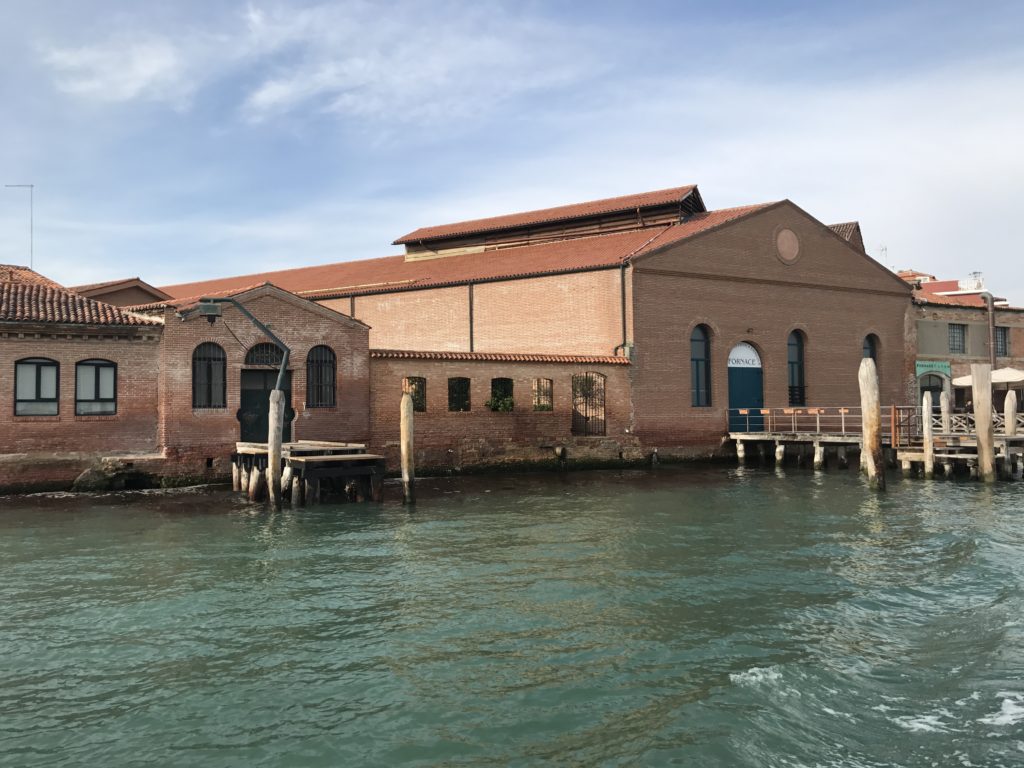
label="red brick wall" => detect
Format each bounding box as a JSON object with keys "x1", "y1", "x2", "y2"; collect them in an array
[
  {"x1": 322, "y1": 287, "x2": 470, "y2": 351},
  {"x1": 158, "y1": 290, "x2": 371, "y2": 477},
  {"x1": 630, "y1": 203, "x2": 910, "y2": 453},
  {"x1": 369, "y1": 356, "x2": 639, "y2": 470}
]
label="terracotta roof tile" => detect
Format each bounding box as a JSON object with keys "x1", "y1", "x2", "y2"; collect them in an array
[
  {"x1": 828, "y1": 222, "x2": 859, "y2": 241},
  {"x1": 393, "y1": 185, "x2": 698, "y2": 244},
  {"x1": 0, "y1": 264, "x2": 65, "y2": 289},
  {"x1": 161, "y1": 202, "x2": 775, "y2": 302},
  {"x1": 370, "y1": 349, "x2": 630, "y2": 365},
  {"x1": 0, "y1": 282, "x2": 162, "y2": 326}
]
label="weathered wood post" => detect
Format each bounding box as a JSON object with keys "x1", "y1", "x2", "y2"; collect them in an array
[
  {"x1": 232, "y1": 456, "x2": 241, "y2": 492},
  {"x1": 940, "y1": 390, "x2": 952, "y2": 434},
  {"x1": 858, "y1": 357, "x2": 885, "y2": 490},
  {"x1": 248, "y1": 458, "x2": 261, "y2": 501},
  {"x1": 837, "y1": 445, "x2": 848, "y2": 469},
  {"x1": 240, "y1": 457, "x2": 250, "y2": 496},
  {"x1": 922, "y1": 391, "x2": 935, "y2": 479},
  {"x1": 400, "y1": 391, "x2": 415, "y2": 504},
  {"x1": 266, "y1": 389, "x2": 284, "y2": 509},
  {"x1": 291, "y1": 468, "x2": 303, "y2": 507},
  {"x1": 813, "y1": 442, "x2": 824, "y2": 470},
  {"x1": 972, "y1": 363, "x2": 996, "y2": 483},
  {"x1": 775, "y1": 442, "x2": 785, "y2": 464},
  {"x1": 281, "y1": 464, "x2": 293, "y2": 498},
  {"x1": 1005, "y1": 390, "x2": 1018, "y2": 438},
  {"x1": 735, "y1": 440, "x2": 746, "y2": 464}
]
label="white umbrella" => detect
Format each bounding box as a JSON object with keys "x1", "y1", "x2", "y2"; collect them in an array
[{"x1": 952, "y1": 367, "x2": 1024, "y2": 387}]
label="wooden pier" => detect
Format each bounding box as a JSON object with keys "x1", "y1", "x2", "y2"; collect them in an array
[{"x1": 231, "y1": 440, "x2": 386, "y2": 505}]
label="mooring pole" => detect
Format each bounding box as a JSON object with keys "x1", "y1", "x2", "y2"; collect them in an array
[
  {"x1": 1005, "y1": 390, "x2": 1018, "y2": 438},
  {"x1": 858, "y1": 357, "x2": 885, "y2": 490},
  {"x1": 922, "y1": 391, "x2": 935, "y2": 479},
  {"x1": 940, "y1": 389, "x2": 952, "y2": 434},
  {"x1": 267, "y1": 389, "x2": 285, "y2": 510},
  {"x1": 972, "y1": 363, "x2": 996, "y2": 483},
  {"x1": 400, "y1": 391, "x2": 415, "y2": 504}
]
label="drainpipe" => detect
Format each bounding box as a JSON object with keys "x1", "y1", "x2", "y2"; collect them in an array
[
  {"x1": 613, "y1": 261, "x2": 629, "y2": 358},
  {"x1": 982, "y1": 292, "x2": 996, "y2": 368}
]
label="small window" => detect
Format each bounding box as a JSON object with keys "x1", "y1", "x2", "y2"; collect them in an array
[
  {"x1": 306, "y1": 345, "x2": 336, "y2": 407},
  {"x1": 691, "y1": 325, "x2": 712, "y2": 407},
  {"x1": 76, "y1": 360, "x2": 117, "y2": 415},
  {"x1": 15, "y1": 358, "x2": 59, "y2": 416},
  {"x1": 863, "y1": 334, "x2": 879, "y2": 361},
  {"x1": 245, "y1": 342, "x2": 284, "y2": 367},
  {"x1": 788, "y1": 331, "x2": 806, "y2": 406},
  {"x1": 948, "y1": 323, "x2": 967, "y2": 355},
  {"x1": 996, "y1": 326, "x2": 1009, "y2": 357},
  {"x1": 487, "y1": 377, "x2": 514, "y2": 412},
  {"x1": 403, "y1": 377, "x2": 426, "y2": 412},
  {"x1": 448, "y1": 377, "x2": 471, "y2": 412},
  {"x1": 532, "y1": 378, "x2": 553, "y2": 411},
  {"x1": 571, "y1": 372, "x2": 606, "y2": 436},
  {"x1": 193, "y1": 343, "x2": 227, "y2": 409}
]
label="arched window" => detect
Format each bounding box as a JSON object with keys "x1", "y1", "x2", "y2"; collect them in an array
[
  {"x1": 15, "y1": 357, "x2": 59, "y2": 415},
  {"x1": 571, "y1": 372, "x2": 606, "y2": 436},
  {"x1": 690, "y1": 325, "x2": 712, "y2": 407},
  {"x1": 245, "y1": 343, "x2": 284, "y2": 367},
  {"x1": 787, "y1": 331, "x2": 806, "y2": 406},
  {"x1": 76, "y1": 359, "x2": 117, "y2": 415},
  {"x1": 193, "y1": 343, "x2": 226, "y2": 409},
  {"x1": 532, "y1": 378, "x2": 553, "y2": 411},
  {"x1": 403, "y1": 376, "x2": 426, "y2": 412},
  {"x1": 863, "y1": 334, "x2": 879, "y2": 361},
  {"x1": 306, "y1": 345, "x2": 336, "y2": 407},
  {"x1": 919, "y1": 374, "x2": 945, "y2": 406}
]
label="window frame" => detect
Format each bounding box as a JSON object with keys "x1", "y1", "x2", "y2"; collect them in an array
[
  {"x1": 305, "y1": 345, "x2": 337, "y2": 408},
  {"x1": 787, "y1": 330, "x2": 806, "y2": 407},
  {"x1": 532, "y1": 378, "x2": 554, "y2": 412},
  {"x1": 448, "y1": 377, "x2": 471, "y2": 412},
  {"x1": 995, "y1": 326, "x2": 1009, "y2": 358},
  {"x1": 487, "y1": 377, "x2": 514, "y2": 412},
  {"x1": 192, "y1": 342, "x2": 227, "y2": 409},
  {"x1": 403, "y1": 376, "x2": 427, "y2": 412},
  {"x1": 690, "y1": 325, "x2": 712, "y2": 407},
  {"x1": 75, "y1": 359, "x2": 117, "y2": 416},
  {"x1": 863, "y1": 334, "x2": 879, "y2": 361},
  {"x1": 948, "y1": 323, "x2": 967, "y2": 355},
  {"x1": 14, "y1": 357, "x2": 60, "y2": 416}
]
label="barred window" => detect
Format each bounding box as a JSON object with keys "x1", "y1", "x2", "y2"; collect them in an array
[
  {"x1": 245, "y1": 342, "x2": 284, "y2": 367},
  {"x1": 487, "y1": 378, "x2": 514, "y2": 412},
  {"x1": 948, "y1": 323, "x2": 966, "y2": 355},
  {"x1": 571, "y1": 372, "x2": 606, "y2": 436},
  {"x1": 15, "y1": 357, "x2": 59, "y2": 416},
  {"x1": 996, "y1": 326, "x2": 1009, "y2": 357},
  {"x1": 76, "y1": 359, "x2": 117, "y2": 415},
  {"x1": 532, "y1": 378, "x2": 553, "y2": 411},
  {"x1": 192, "y1": 343, "x2": 226, "y2": 409},
  {"x1": 306, "y1": 345, "x2": 336, "y2": 407},
  {"x1": 787, "y1": 331, "x2": 806, "y2": 406},
  {"x1": 448, "y1": 377, "x2": 471, "y2": 412},
  {"x1": 403, "y1": 376, "x2": 426, "y2": 412},
  {"x1": 691, "y1": 325, "x2": 712, "y2": 407}
]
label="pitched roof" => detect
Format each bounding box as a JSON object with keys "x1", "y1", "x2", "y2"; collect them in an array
[
  {"x1": 71, "y1": 276, "x2": 171, "y2": 301},
  {"x1": 371, "y1": 349, "x2": 630, "y2": 365},
  {"x1": 828, "y1": 222, "x2": 859, "y2": 241},
  {"x1": 0, "y1": 264, "x2": 64, "y2": 290},
  {"x1": 0, "y1": 281, "x2": 162, "y2": 326},
  {"x1": 393, "y1": 185, "x2": 699, "y2": 245},
  {"x1": 160, "y1": 202, "x2": 775, "y2": 303}
]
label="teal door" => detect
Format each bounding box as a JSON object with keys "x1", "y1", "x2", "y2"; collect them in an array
[
  {"x1": 728, "y1": 342, "x2": 764, "y2": 431},
  {"x1": 239, "y1": 370, "x2": 293, "y2": 442}
]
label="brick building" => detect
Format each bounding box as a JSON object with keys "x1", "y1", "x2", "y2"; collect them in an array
[{"x1": 1, "y1": 184, "x2": 915, "y2": 490}]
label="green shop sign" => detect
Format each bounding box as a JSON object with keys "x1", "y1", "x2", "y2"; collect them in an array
[{"x1": 916, "y1": 360, "x2": 952, "y2": 377}]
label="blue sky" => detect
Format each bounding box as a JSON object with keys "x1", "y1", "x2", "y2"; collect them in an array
[{"x1": 1, "y1": 1, "x2": 1022, "y2": 298}]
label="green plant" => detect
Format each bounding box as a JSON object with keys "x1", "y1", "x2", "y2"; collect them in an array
[
  {"x1": 486, "y1": 396, "x2": 515, "y2": 412},
  {"x1": 533, "y1": 402, "x2": 553, "y2": 412}
]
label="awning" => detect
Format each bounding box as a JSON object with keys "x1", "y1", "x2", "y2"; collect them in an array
[{"x1": 952, "y1": 367, "x2": 1024, "y2": 387}]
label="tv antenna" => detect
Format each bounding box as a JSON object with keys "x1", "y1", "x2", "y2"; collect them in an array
[{"x1": 5, "y1": 184, "x2": 34, "y2": 268}]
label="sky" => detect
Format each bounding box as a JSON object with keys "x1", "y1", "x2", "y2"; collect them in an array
[{"x1": 1, "y1": 0, "x2": 1022, "y2": 298}]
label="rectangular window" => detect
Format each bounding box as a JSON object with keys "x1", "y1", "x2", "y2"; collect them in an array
[
  {"x1": 76, "y1": 360, "x2": 117, "y2": 415},
  {"x1": 403, "y1": 376, "x2": 426, "y2": 412},
  {"x1": 532, "y1": 378, "x2": 553, "y2": 411},
  {"x1": 15, "y1": 358, "x2": 59, "y2": 416},
  {"x1": 996, "y1": 326, "x2": 1009, "y2": 357},
  {"x1": 948, "y1": 323, "x2": 967, "y2": 354},
  {"x1": 448, "y1": 377, "x2": 471, "y2": 412},
  {"x1": 487, "y1": 378, "x2": 514, "y2": 412}
]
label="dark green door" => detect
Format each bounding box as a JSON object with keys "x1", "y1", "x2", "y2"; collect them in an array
[
  {"x1": 728, "y1": 343, "x2": 764, "y2": 431},
  {"x1": 239, "y1": 370, "x2": 293, "y2": 443}
]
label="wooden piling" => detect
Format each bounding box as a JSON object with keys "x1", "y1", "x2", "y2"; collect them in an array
[
  {"x1": 972, "y1": 363, "x2": 996, "y2": 483},
  {"x1": 736, "y1": 440, "x2": 746, "y2": 463},
  {"x1": 267, "y1": 389, "x2": 284, "y2": 510},
  {"x1": 232, "y1": 456, "x2": 241, "y2": 492},
  {"x1": 1006, "y1": 390, "x2": 1018, "y2": 438},
  {"x1": 858, "y1": 357, "x2": 885, "y2": 490},
  {"x1": 281, "y1": 465, "x2": 293, "y2": 498},
  {"x1": 240, "y1": 458, "x2": 250, "y2": 496},
  {"x1": 400, "y1": 391, "x2": 415, "y2": 504},
  {"x1": 291, "y1": 469, "x2": 303, "y2": 507},
  {"x1": 922, "y1": 391, "x2": 935, "y2": 479},
  {"x1": 940, "y1": 390, "x2": 952, "y2": 434},
  {"x1": 837, "y1": 445, "x2": 848, "y2": 469},
  {"x1": 813, "y1": 442, "x2": 824, "y2": 470},
  {"x1": 247, "y1": 459, "x2": 261, "y2": 501},
  {"x1": 370, "y1": 472, "x2": 384, "y2": 503}
]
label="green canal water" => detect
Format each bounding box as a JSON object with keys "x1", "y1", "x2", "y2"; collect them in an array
[{"x1": 2, "y1": 467, "x2": 1024, "y2": 767}]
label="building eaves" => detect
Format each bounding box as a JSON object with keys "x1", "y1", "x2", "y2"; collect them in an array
[
  {"x1": 0, "y1": 282, "x2": 164, "y2": 326},
  {"x1": 370, "y1": 349, "x2": 630, "y2": 365}
]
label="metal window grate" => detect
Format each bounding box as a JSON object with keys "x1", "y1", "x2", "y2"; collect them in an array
[
  {"x1": 996, "y1": 326, "x2": 1009, "y2": 357},
  {"x1": 306, "y1": 345, "x2": 336, "y2": 407},
  {"x1": 948, "y1": 323, "x2": 966, "y2": 354},
  {"x1": 571, "y1": 372, "x2": 606, "y2": 436},
  {"x1": 532, "y1": 378, "x2": 553, "y2": 411},
  {"x1": 245, "y1": 342, "x2": 284, "y2": 367},
  {"x1": 192, "y1": 343, "x2": 226, "y2": 409},
  {"x1": 404, "y1": 377, "x2": 427, "y2": 412}
]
